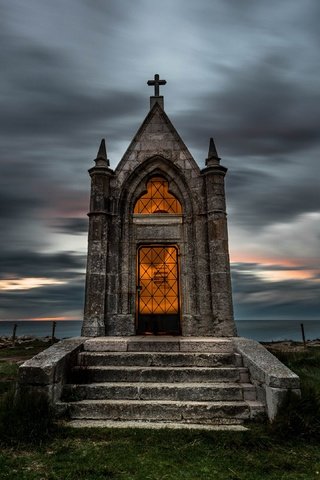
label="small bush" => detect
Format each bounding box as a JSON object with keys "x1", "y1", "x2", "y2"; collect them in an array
[
  {"x1": 0, "y1": 386, "x2": 56, "y2": 446},
  {"x1": 269, "y1": 383, "x2": 320, "y2": 441}
]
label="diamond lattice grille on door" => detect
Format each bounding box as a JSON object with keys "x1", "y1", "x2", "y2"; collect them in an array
[{"x1": 138, "y1": 246, "x2": 179, "y2": 314}]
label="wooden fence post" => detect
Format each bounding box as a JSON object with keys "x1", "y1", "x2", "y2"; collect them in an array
[
  {"x1": 300, "y1": 323, "x2": 306, "y2": 348},
  {"x1": 51, "y1": 321, "x2": 56, "y2": 343}
]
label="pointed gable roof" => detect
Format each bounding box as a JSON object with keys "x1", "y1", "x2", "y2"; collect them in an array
[{"x1": 115, "y1": 102, "x2": 200, "y2": 177}]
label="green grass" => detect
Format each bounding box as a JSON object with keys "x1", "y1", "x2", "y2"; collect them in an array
[
  {"x1": 271, "y1": 347, "x2": 320, "y2": 393},
  {"x1": 0, "y1": 361, "x2": 19, "y2": 378},
  {"x1": 0, "y1": 344, "x2": 320, "y2": 479},
  {"x1": 0, "y1": 339, "x2": 53, "y2": 359},
  {"x1": 267, "y1": 347, "x2": 320, "y2": 442},
  {"x1": 0, "y1": 340, "x2": 50, "y2": 396},
  {"x1": 0, "y1": 426, "x2": 320, "y2": 479},
  {"x1": 0, "y1": 361, "x2": 19, "y2": 394}
]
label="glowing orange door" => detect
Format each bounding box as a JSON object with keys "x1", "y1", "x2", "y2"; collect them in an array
[{"x1": 137, "y1": 245, "x2": 180, "y2": 335}]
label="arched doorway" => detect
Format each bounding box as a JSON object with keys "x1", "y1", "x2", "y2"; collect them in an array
[{"x1": 133, "y1": 177, "x2": 182, "y2": 335}]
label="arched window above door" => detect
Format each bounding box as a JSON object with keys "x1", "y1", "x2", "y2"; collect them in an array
[{"x1": 134, "y1": 177, "x2": 182, "y2": 214}]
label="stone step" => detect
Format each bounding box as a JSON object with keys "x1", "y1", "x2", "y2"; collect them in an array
[
  {"x1": 66, "y1": 420, "x2": 249, "y2": 431},
  {"x1": 83, "y1": 337, "x2": 234, "y2": 353},
  {"x1": 62, "y1": 381, "x2": 256, "y2": 402},
  {"x1": 71, "y1": 366, "x2": 250, "y2": 384},
  {"x1": 78, "y1": 351, "x2": 238, "y2": 368},
  {"x1": 57, "y1": 399, "x2": 265, "y2": 423}
]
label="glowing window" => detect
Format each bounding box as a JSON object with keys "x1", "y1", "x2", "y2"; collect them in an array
[{"x1": 134, "y1": 177, "x2": 182, "y2": 214}]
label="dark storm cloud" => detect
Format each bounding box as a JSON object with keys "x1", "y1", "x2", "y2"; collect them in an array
[
  {"x1": 2, "y1": 88, "x2": 145, "y2": 139},
  {"x1": 0, "y1": 251, "x2": 86, "y2": 279},
  {"x1": 225, "y1": 165, "x2": 320, "y2": 228},
  {"x1": 1, "y1": 34, "x2": 145, "y2": 140},
  {"x1": 174, "y1": 55, "x2": 320, "y2": 229},
  {"x1": 173, "y1": 47, "x2": 320, "y2": 229},
  {"x1": 231, "y1": 263, "x2": 320, "y2": 320},
  {"x1": 0, "y1": 249, "x2": 86, "y2": 319},
  {"x1": 177, "y1": 54, "x2": 320, "y2": 158},
  {"x1": 0, "y1": 2, "x2": 145, "y2": 149},
  {"x1": 0, "y1": 280, "x2": 84, "y2": 319},
  {"x1": 0, "y1": 165, "x2": 89, "y2": 253},
  {"x1": 0, "y1": 191, "x2": 42, "y2": 220},
  {"x1": 51, "y1": 218, "x2": 89, "y2": 235},
  {"x1": 232, "y1": 262, "x2": 315, "y2": 273}
]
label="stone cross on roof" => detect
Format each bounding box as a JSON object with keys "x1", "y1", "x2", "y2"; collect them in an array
[{"x1": 147, "y1": 74, "x2": 167, "y2": 97}]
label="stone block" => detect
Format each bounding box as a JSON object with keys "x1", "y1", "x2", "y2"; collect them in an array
[
  {"x1": 18, "y1": 338, "x2": 85, "y2": 407},
  {"x1": 233, "y1": 338, "x2": 300, "y2": 389},
  {"x1": 247, "y1": 401, "x2": 266, "y2": 420},
  {"x1": 75, "y1": 365, "x2": 241, "y2": 383},
  {"x1": 255, "y1": 385, "x2": 266, "y2": 403},
  {"x1": 17, "y1": 383, "x2": 52, "y2": 399},
  {"x1": 209, "y1": 253, "x2": 230, "y2": 273},
  {"x1": 210, "y1": 273, "x2": 230, "y2": 293},
  {"x1": 239, "y1": 370, "x2": 250, "y2": 383},
  {"x1": 106, "y1": 315, "x2": 135, "y2": 336},
  {"x1": 19, "y1": 364, "x2": 55, "y2": 386},
  {"x1": 127, "y1": 339, "x2": 180, "y2": 352},
  {"x1": 19, "y1": 338, "x2": 84, "y2": 386},
  {"x1": 64, "y1": 383, "x2": 243, "y2": 403},
  {"x1": 266, "y1": 386, "x2": 301, "y2": 421},
  {"x1": 78, "y1": 351, "x2": 234, "y2": 368},
  {"x1": 81, "y1": 319, "x2": 105, "y2": 337},
  {"x1": 135, "y1": 224, "x2": 181, "y2": 240},
  {"x1": 233, "y1": 337, "x2": 300, "y2": 419},
  {"x1": 87, "y1": 253, "x2": 107, "y2": 273},
  {"x1": 63, "y1": 399, "x2": 251, "y2": 423},
  {"x1": 179, "y1": 338, "x2": 233, "y2": 353},
  {"x1": 242, "y1": 384, "x2": 257, "y2": 401},
  {"x1": 234, "y1": 353, "x2": 243, "y2": 367},
  {"x1": 84, "y1": 338, "x2": 128, "y2": 352}
]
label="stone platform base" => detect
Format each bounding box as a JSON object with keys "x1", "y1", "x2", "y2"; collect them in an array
[{"x1": 18, "y1": 336, "x2": 300, "y2": 426}]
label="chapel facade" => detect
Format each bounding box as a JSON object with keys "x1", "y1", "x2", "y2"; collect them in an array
[{"x1": 81, "y1": 75, "x2": 236, "y2": 338}]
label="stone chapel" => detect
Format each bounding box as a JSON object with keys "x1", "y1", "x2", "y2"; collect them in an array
[
  {"x1": 19, "y1": 76, "x2": 300, "y2": 426},
  {"x1": 81, "y1": 74, "x2": 236, "y2": 338}
]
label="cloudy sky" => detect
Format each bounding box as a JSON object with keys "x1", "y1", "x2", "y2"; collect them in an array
[{"x1": 1, "y1": 0, "x2": 319, "y2": 323}]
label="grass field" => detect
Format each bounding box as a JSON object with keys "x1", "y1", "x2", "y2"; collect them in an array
[{"x1": 0, "y1": 341, "x2": 320, "y2": 480}]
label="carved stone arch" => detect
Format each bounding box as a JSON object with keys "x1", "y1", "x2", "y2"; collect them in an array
[{"x1": 118, "y1": 155, "x2": 196, "y2": 220}]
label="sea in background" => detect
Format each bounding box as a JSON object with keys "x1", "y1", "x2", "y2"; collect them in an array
[
  {"x1": 0, "y1": 320, "x2": 82, "y2": 339},
  {"x1": 0, "y1": 319, "x2": 319, "y2": 342}
]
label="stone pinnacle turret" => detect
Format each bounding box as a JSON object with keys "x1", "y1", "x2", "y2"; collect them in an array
[
  {"x1": 206, "y1": 137, "x2": 221, "y2": 166},
  {"x1": 94, "y1": 138, "x2": 109, "y2": 166}
]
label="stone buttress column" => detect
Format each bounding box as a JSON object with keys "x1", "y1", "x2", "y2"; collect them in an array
[
  {"x1": 82, "y1": 139, "x2": 114, "y2": 336},
  {"x1": 201, "y1": 138, "x2": 236, "y2": 336}
]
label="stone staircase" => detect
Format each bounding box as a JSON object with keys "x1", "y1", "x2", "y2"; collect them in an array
[{"x1": 58, "y1": 337, "x2": 266, "y2": 429}]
